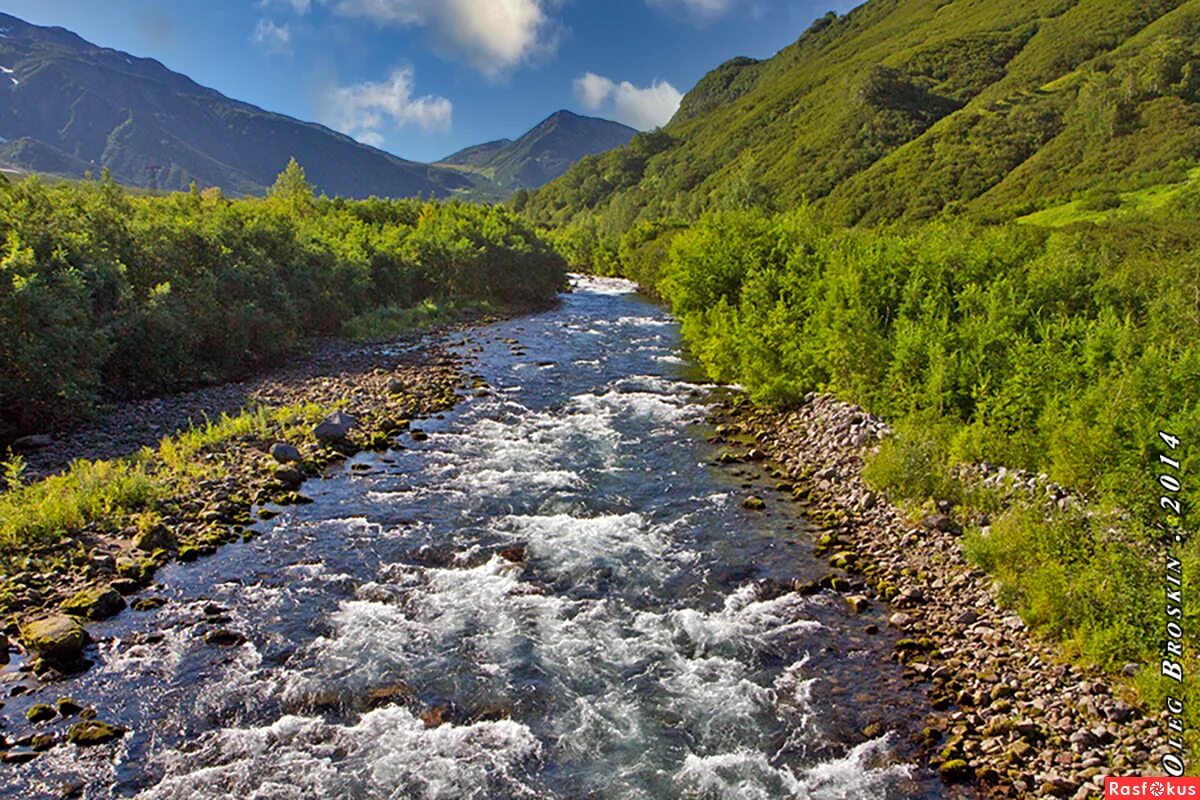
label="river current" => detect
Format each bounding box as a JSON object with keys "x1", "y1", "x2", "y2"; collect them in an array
[{"x1": 0, "y1": 277, "x2": 952, "y2": 799}]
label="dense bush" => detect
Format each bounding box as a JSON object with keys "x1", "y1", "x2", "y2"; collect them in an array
[
  {"x1": 0, "y1": 162, "x2": 566, "y2": 437},
  {"x1": 653, "y1": 207, "x2": 1200, "y2": 679},
  {"x1": 657, "y1": 209, "x2": 1200, "y2": 530}
]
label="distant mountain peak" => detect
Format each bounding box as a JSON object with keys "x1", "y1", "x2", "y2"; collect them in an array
[{"x1": 439, "y1": 110, "x2": 635, "y2": 191}]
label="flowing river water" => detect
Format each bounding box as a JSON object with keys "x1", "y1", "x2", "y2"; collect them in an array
[{"x1": 1, "y1": 277, "x2": 958, "y2": 799}]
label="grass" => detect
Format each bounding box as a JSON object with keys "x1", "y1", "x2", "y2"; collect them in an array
[
  {"x1": 1018, "y1": 167, "x2": 1200, "y2": 227},
  {"x1": 0, "y1": 402, "x2": 333, "y2": 578},
  {"x1": 863, "y1": 430, "x2": 1200, "y2": 759},
  {"x1": 342, "y1": 298, "x2": 491, "y2": 341},
  {"x1": 0, "y1": 458, "x2": 161, "y2": 549}
]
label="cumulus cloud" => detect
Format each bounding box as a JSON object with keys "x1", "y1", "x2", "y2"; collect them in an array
[
  {"x1": 332, "y1": 0, "x2": 559, "y2": 80},
  {"x1": 317, "y1": 66, "x2": 452, "y2": 146},
  {"x1": 573, "y1": 72, "x2": 682, "y2": 130},
  {"x1": 252, "y1": 18, "x2": 293, "y2": 54}
]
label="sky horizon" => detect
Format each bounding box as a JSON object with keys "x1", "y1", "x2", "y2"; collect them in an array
[{"x1": 1, "y1": 0, "x2": 860, "y2": 163}]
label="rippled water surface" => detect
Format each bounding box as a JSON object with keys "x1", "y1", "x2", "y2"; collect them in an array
[{"x1": 1, "y1": 277, "x2": 952, "y2": 799}]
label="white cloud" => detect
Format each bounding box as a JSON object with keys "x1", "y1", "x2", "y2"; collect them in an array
[
  {"x1": 258, "y1": 0, "x2": 312, "y2": 13},
  {"x1": 251, "y1": 18, "x2": 293, "y2": 54},
  {"x1": 317, "y1": 66, "x2": 453, "y2": 146},
  {"x1": 646, "y1": 0, "x2": 747, "y2": 22},
  {"x1": 332, "y1": 0, "x2": 559, "y2": 80},
  {"x1": 573, "y1": 72, "x2": 682, "y2": 130}
]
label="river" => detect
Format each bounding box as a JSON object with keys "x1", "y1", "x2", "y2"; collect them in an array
[{"x1": 0, "y1": 277, "x2": 954, "y2": 799}]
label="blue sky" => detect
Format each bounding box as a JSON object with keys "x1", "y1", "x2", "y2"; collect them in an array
[{"x1": 3, "y1": 0, "x2": 860, "y2": 162}]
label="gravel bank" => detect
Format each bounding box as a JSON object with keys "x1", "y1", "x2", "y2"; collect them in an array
[{"x1": 711, "y1": 392, "x2": 1165, "y2": 799}]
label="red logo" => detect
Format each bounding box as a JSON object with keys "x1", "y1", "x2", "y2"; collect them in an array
[{"x1": 1107, "y1": 778, "x2": 1200, "y2": 797}]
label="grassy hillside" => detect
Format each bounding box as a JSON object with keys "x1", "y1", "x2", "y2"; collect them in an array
[{"x1": 526, "y1": 0, "x2": 1200, "y2": 238}]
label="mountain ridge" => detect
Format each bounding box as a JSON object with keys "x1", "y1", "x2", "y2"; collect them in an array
[{"x1": 0, "y1": 14, "x2": 634, "y2": 200}]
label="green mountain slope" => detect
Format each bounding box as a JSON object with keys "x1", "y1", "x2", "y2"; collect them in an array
[
  {"x1": 526, "y1": 0, "x2": 1200, "y2": 228},
  {"x1": 0, "y1": 13, "x2": 487, "y2": 198},
  {"x1": 441, "y1": 111, "x2": 636, "y2": 191}
]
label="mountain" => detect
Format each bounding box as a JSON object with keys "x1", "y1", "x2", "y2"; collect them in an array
[
  {"x1": 440, "y1": 111, "x2": 636, "y2": 191},
  {"x1": 0, "y1": 12, "x2": 486, "y2": 198},
  {"x1": 526, "y1": 0, "x2": 1200, "y2": 227}
]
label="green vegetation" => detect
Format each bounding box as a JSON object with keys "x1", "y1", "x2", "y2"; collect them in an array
[
  {"x1": 526, "y1": 0, "x2": 1200, "y2": 245},
  {"x1": 0, "y1": 161, "x2": 566, "y2": 439},
  {"x1": 637, "y1": 206, "x2": 1200, "y2": 749}
]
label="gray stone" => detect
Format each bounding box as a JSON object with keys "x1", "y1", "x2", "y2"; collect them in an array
[
  {"x1": 313, "y1": 411, "x2": 358, "y2": 443},
  {"x1": 269, "y1": 442, "x2": 302, "y2": 463}
]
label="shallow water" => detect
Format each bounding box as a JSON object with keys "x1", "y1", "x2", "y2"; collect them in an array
[{"x1": 0, "y1": 277, "x2": 952, "y2": 799}]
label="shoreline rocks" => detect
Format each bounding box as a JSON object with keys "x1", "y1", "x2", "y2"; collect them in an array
[{"x1": 714, "y1": 392, "x2": 1159, "y2": 799}]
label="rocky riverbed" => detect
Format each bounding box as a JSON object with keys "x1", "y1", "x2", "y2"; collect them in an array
[
  {"x1": 710, "y1": 392, "x2": 1164, "y2": 799},
  {"x1": 0, "y1": 317, "x2": 516, "y2": 673}
]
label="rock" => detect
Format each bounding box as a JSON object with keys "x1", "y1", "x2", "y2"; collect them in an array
[
  {"x1": 56, "y1": 698, "x2": 84, "y2": 717},
  {"x1": 364, "y1": 684, "x2": 411, "y2": 710},
  {"x1": 132, "y1": 597, "x2": 166, "y2": 612},
  {"x1": 498, "y1": 546, "x2": 526, "y2": 564},
  {"x1": 742, "y1": 496, "x2": 767, "y2": 511},
  {"x1": 410, "y1": 430, "x2": 429, "y2": 442},
  {"x1": 939, "y1": 759, "x2": 971, "y2": 781},
  {"x1": 1, "y1": 750, "x2": 38, "y2": 764},
  {"x1": 921, "y1": 514, "x2": 962, "y2": 535},
  {"x1": 21, "y1": 616, "x2": 90, "y2": 667},
  {"x1": 66, "y1": 721, "x2": 126, "y2": 747},
  {"x1": 12, "y1": 434, "x2": 52, "y2": 451},
  {"x1": 25, "y1": 704, "x2": 56, "y2": 723},
  {"x1": 0, "y1": 633, "x2": 8, "y2": 666},
  {"x1": 274, "y1": 466, "x2": 304, "y2": 490},
  {"x1": 132, "y1": 523, "x2": 176, "y2": 552},
  {"x1": 205, "y1": 629, "x2": 246, "y2": 647},
  {"x1": 61, "y1": 587, "x2": 126, "y2": 621},
  {"x1": 387, "y1": 378, "x2": 406, "y2": 395},
  {"x1": 845, "y1": 595, "x2": 870, "y2": 613},
  {"x1": 313, "y1": 411, "x2": 358, "y2": 443},
  {"x1": 269, "y1": 442, "x2": 302, "y2": 463},
  {"x1": 888, "y1": 612, "x2": 912, "y2": 628}
]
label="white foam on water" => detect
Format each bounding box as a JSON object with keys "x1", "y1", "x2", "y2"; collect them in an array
[
  {"x1": 0, "y1": 66, "x2": 11, "y2": 73},
  {"x1": 139, "y1": 708, "x2": 542, "y2": 800},
  {"x1": 501, "y1": 512, "x2": 671, "y2": 581}
]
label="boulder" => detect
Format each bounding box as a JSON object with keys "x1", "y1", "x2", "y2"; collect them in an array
[
  {"x1": 61, "y1": 587, "x2": 126, "y2": 621},
  {"x1": 742, "y1": 495, "x2": 767, "y2": 511},
  {"x1": 921, "y1": 513, "x2": 962, "y2": 535},
  {"x1": 269, "y1": 442, "x2": 302, "y2": 464},
  {"x1": 132, "y1": 523, "x2": 176, "y2": 552},
  {"x1": 25, "y1": 704, "x2": 56, "y2": 724},
  {"x1": 21, "y1": 616, "x2": 90, "y2": 666},
  {"x1": 313, "y1": 411, "x2": 358, "y2": 443},
  {"x1": 274, "y1": 466, "x2": 304, "y2": 490},
  {"x1": 66, "y1": 721, "x2": 126, "y2": 747}
]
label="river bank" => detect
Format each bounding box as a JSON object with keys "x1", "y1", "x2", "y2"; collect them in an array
[
  {"x1": 0, "y1": 310, "x2": 545, "y2": 674},
  {"x1": 711, "y1": 392, "x2": 1164, "y2": 798}
]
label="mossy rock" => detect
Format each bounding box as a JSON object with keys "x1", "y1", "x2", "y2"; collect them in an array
[
  {"x1": 66, "y1": 720, "x2": 126, "y2": 747},
  {"x1": 56, "y1": 697, "x2": 84, "y2": 716},
  {"x1": 20, "y1": 615, "x2": 90, "y2": 666},
  {"x1": 742, "y1": 495, "x2": 767, "y2": 511},
  {"x1": 132, "y1": 523, "x2": 176, "y2": 552},
  {"x1": 938, "y1": 759, "x2": 971, "y2": 781},
  {"x1": 61, "y1": 586, "x2": 126, "y2": 621},
  {"x1": 25, "y1": 704, "x2": 56, "y2": 723}
]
